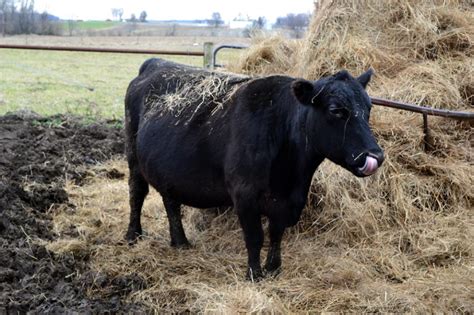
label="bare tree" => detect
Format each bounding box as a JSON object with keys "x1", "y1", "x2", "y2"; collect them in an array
[
  {"x1": 127, "y1": 13, "x2": 137, "y2": 35},
  {"x1": 207, "y1": 12, "x2": 223, "y2": 28},
  {"x1": 67, "y1": 19, "x2": 76, "y2": 36},
  {"x1": 139, "y1": 10, "x2": 147, "y2": 23},
  {"x1": 111, "y1": 8, "x2": 123, "y2": 22},
  {"x1": 275, "y1": 13, "x2": 310, "y2": 30},
  {"x1": 118, "y1": 8, "x2": 123, "y2": 22},
  {"x1": 165, "y1": 23, "x2": 177, "y2": 36},
  {"x1": 111, "y1": 8, "x2": 118, "y2": 20},
  {"x1": 18, "y1": 0, "x2": 35, "y2": 34},
  {"x1": 39, "y1": 10, "x2": 49, "y2": 34},
  {"x1": 253, "y1": 16, "x2": 266, "y2": 29},
  {"x1": 0, "y1": 0, "x2": 17, "y2": 34},
  {"x1": 38, "y1": 11, "x2": 60, "y2": 35},
  {"x1": 0, "y1": 0, "x2": 61, "y2": 35},
  {"x1": 243, "y1": 16, "x2": 267, "y2": 38},
  {"x1": 274, "y1": 13, "x2": 310, "y2": 38},
  {"x1": 0, "y1": 0, "x2": 12, "y2": 36}
]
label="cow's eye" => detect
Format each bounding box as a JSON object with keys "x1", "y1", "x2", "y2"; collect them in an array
[{"x1": 328, "y1": 104, "x2": 347, "y2": 118}]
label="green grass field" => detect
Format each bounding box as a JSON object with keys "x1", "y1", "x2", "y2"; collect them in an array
[
  {"x1": 0, "y1": 47, "x2": 242, "y2": 119},
  {"x1": 63, "y1": 20, "x2": 121, "y2": 30}
]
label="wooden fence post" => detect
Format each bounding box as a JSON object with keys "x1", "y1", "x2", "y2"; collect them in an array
[{"x1": 203, "y1": 42, "x2": 214, "y2": 69}]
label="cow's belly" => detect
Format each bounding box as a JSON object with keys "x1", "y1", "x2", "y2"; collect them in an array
[
  {"x1": 162, "y1": 180, "x2": 232, "y2": 208},
  {"x1": 145, "y1": 164, "x2": 232, "y2": 208},
  {"x1": 136, "y1": 120, "x2": 232, "y2": 208}
]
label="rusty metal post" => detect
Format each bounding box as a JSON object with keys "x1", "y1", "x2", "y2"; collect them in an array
[
  {"x1": 422, "y1": 113, "x2": 433, "y2": 151},
  {"x1": 203, "y1": 42, "x2": 214, "y2": 69}
]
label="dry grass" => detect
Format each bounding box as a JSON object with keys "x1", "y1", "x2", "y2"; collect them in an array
[
  {"x1": 237, "y1": 0, "x2": 473, "y2": 109},
  {"x1": 145, "y1": 71, "x2": 250, "y2": 120},
  {"x1": 228, "y1": 36, "x2": 304, "y2": 76},
  {"x1": 45, "y1": 0, "x2": 473, "y2": 312},
  {"x1": 47, "y1": 153, "x2": 473, "y2": 312},
  {"x1": 376, "y1": 59, "x2": 467, "y2": 108}
]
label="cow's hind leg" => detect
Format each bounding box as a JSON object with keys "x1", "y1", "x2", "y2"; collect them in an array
[
  {"x1": 162, "y1": 197, "x2": 190, "y2": 248},
  {"x1": 125, "y1": 164, "x2": 149, "y2": 243},
  {"x1": 264, "y1": 219, "x2": 285, "y2": 276},
  {"x1": 233, "y1": 191, "x2": 264, "y2": 281}
]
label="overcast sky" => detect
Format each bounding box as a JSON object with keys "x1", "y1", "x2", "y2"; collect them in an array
[{"x1": 34, "y1": 0, "x2": 315, "y2": 24}]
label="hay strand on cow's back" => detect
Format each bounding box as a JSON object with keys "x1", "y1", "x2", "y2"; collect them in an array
[{"x1": 144, "y1": 71, "x2": 251, "y2": 122}]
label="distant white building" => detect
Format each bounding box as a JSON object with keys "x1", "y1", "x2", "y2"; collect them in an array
[{"x1": 229, "y1": 13, "x2": 253, "y2": 29}]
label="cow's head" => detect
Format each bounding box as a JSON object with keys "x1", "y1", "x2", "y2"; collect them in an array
[{"x1": 292, "y1": 69, "x2": 384, "y2": 177}]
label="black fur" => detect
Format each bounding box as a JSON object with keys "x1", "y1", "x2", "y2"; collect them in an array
[{"x1": 124, "y1": 58, "x2": 384, "y2": 280}]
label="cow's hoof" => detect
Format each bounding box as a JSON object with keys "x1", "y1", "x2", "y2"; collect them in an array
[
  {"x1": 171, "y1": 239, "x2": 192, "y2": 249},
  {"x1": 125, "y1": 227, "x2": 143, "y2": 245},
  {"x1": 246, "y1": 267, "x2": 264, "y2": 282},
  {"x1": 264, "y1": 260, "x2": 281, "y2": 277},
  {"x1": 264, "y1": 266, "x2": 281, "y2": 278}
]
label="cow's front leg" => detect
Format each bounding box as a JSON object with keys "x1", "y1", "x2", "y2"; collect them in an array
[
  {"x1": 234, "y1": 194, "x2": 264, "y2": 281},
  {"x1": 264, "y1": 219, "x2": 285, "y2": 275}
]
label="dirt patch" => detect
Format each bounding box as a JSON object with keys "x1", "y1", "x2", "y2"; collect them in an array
[{"x1": 0, "y1": 112, "x2": 147, "y2": 313}]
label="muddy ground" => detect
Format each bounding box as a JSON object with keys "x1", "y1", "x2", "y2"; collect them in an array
[{"x1": 0, "y1": 112, "x2": 149, "y2": 313}]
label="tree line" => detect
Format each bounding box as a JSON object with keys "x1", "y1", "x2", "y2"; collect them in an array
[
  {"x1": 0, "y1": 0, "x2": 61, "y2": 36},
  {"x1": 0, "y1": 2, "x2": 311, "y2": 38},
  {"x1": 111, "y1": 8, "x2": 147, "y2": 23},
  {"x1": 208, "y1": 12, "x2": 310, "y2": 31}
]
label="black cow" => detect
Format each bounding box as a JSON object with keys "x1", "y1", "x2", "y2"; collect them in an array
[{"x1": 124, "y1": 58, "x2": 384, "y2": 280}]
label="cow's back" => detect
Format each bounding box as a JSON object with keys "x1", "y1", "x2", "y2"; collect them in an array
[
  {"x1": 125, "y1": 58, "x2": 252, "y2": 208},
  {"x1": 126, "y1": 57, "x2": 252, "y2": 141}
]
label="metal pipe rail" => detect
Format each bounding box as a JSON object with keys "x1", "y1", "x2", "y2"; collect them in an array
[
  {"x1": 370, "y1": 97, "x2": 473, "y2": 151},
  {"x1": 0, "y1": 44, "x2": 205, "y2": 56},
  {"x1": 371, "y1": 97, "x2": 474, "y2": 120},
  {"x1": 212, "y1": 44, "x2": 248, "y2": 68},
  {"x1": 1, "y1": 43, "x2": 471, "y2": 120}
]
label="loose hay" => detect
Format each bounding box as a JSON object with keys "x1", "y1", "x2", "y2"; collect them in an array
[
  {"x1": 229, "y1": 35, "x2": 304, "y2": 76},
  {"x1": 144, "y1": 70, "x2": 251, "y2": 121},
  {"x1": 238, "y1": 0, "x2": 473, "y2": 108},
  {"x1": 47, "y1": 120, "x2": 473, "y2": 313},
  {"x1": 46, "y1": 0, "x2": 473, "y2": 312}
]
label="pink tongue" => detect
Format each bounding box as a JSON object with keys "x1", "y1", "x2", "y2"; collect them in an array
[{"x1": 359, "y1": 156, "x2": 379, "y2": 175}]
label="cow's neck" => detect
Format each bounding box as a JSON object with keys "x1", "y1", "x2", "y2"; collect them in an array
[{"x1": 288, "y1": 106, "x2": 326, "y2": 180}]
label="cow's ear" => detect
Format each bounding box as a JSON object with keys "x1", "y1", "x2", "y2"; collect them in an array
[
  {"x1": 357, "y1": 68, "x2": 373, "y2": 89},
  {"x1": 292, "y1": 80, "x2": 315, "y2": 106}
]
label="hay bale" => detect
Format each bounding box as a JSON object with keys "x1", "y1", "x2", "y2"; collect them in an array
[
  {"x1": 235, "y1": 0, "x2": 473, "y2": 109},
  {"x1": 229, "y1": 35, "x2": 303, "y2": 76},
  {"x1": 376, "y1": 60, "x2": 466, "y2": 108}
]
